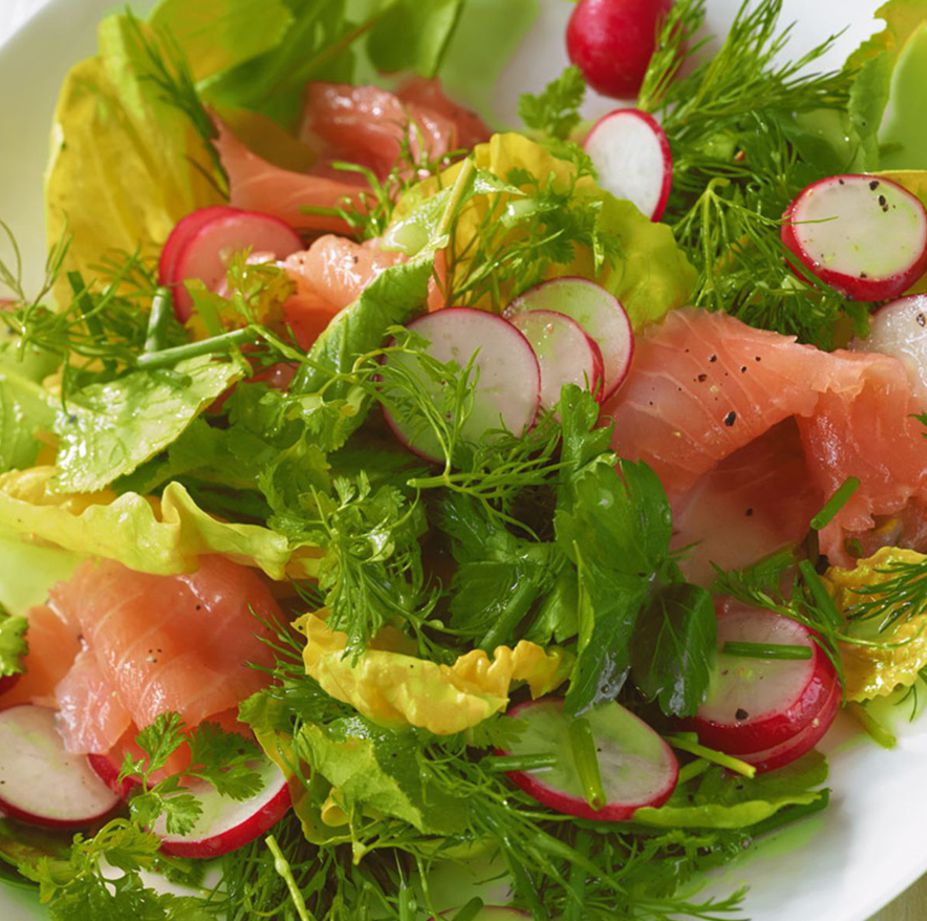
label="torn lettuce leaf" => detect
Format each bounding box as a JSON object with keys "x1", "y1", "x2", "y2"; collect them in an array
[
  {"x1": 0, "y1": 466, "x2": 320, "y2": 580},
  {"x1": 296, "y1": 611, "x2": 572, "y2": 733},
  {"x1": 52, "y1": 356, "x2": 243, "y2": 493},
  {"x1": 0, "y1": 609, "x2": 28, "y2": 678}
]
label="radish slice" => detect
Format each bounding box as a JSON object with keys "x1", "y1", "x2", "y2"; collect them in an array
[
  {"x1": 87, "y1": 751, "x2": 138, "y2": 800},
  {"x1": 505, "y1": 277, "x2": 634, "y2": 400},
  {"x1": 584, "y1": 108, "x2": 673, "y2": 221},
  {"x1": 686, "y1": 604, "x2": 838, "y2": 756},
  {"x1": 157, "y1": 205, "x2": 240, "y2": 293},
  {"x1": 0, "y1": 674, "x2": 19, "y2": 696},
  {"x1": 737, "y1": 678, "x2": 841, "y2": 774},
  {"x1": 781, "y1": 174, "x2": 927, "y2": 301},
  {"x1": 501, "y1": 698, "x2": 678, "y2": 822},
  {"x1": 156, "y1": 757, "x2": 290, "y2": 858},
  {"x1": 0, "y1": 705, "x2": 120, "y2": 829},
  {"x1": 169, "y1": 210, "x2": 303, "y2": 321},
  {"x1": 508, "y1": 309, "x2": 605, "y2": 407},
  {"x1": 381, "y1": 308, "x2": 541, "y2": 462},
  {"x1": 852, "y1": 294, "x2": 927, "y2": 392}
]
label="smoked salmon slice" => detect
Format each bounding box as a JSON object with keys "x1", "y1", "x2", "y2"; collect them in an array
[
  {"x1": 605, "y1": 308, "x2": 927, "y2": 568},
  {"x1": 49, "y1": 555, "x2": 282, "y2": 754}
]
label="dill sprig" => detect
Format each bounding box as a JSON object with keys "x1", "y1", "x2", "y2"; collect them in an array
[{"x1": 846, "y1": 556, "x2": 927, "y2": 633}]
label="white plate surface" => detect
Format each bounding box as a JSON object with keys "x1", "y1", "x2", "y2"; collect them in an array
[{"x1": 1, "y1": 2, "x2": 923, "y2": 920}]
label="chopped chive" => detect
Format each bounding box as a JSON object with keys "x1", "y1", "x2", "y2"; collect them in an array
[
  {"x1": 568, "y1": 717, "x2": 606, "y2": 811},
  {"x1": 483, "y1": 753, "x2": 557, "y2": 773},
  {"x1": 848, "y1": 702, "x2": 897, "y2": 749},
  {"x1": 451, "y1": 899, "x2": 486, "y2": 921},
  {"x1": 663, "y1": 734, "x2": 756, "y2": 779},
  {"x1": 265, "y1": 834, "x2": 312, "y2": 921},
  {"x1": 677, "y1": 758, "x2": 711, "y2": 785},
  {"x1": 135, "y1": 327, "x2": 258, "y2": 369},
  {"x1": 811, "y1": 476, "x2": 860, "y2": 530},
  {"x1": 143, "y1": 287, "x2": 173, "y2": 353},
  {"x1": 722, "y1": 641, "x2": 812, "y2": 661},
  {"x1": 798, "y1": 560, "x2": 844, "y2": 630}
]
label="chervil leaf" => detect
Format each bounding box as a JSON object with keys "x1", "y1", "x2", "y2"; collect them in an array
[
  {"x1": 126, "y1": 712, "x2": 187, "y2": 781},
  {"x1": 0, "y1": 609, "x2": 28, "y2": 677},
  {"x1": 519, "y1": 65, "x2": 587, "y2": 140},
  {"x1": 186, "y1": 721, "x2": 262, "y2": 800},
  {"x1": 631, "y1": 582, "x2": 717, "y2": 717}
]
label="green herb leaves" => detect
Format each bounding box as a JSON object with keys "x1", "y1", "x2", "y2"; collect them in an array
[
  {"x1": 0, "y1": 608, "x2": 27, "y2": 677},
  {"x1": 519, "y1": 65, "x2": 587, "y2": 140}
]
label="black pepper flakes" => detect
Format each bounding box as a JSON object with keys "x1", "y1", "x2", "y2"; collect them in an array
[
  {"x1": 869, "y1": 179, "x2": 880, "y2": 191},
  {"x1": 697, "y1": 373, "x2": 708, "y2": 383},
  {"x1": 708, "y1": 354, "x2": 718, "y2": 363},
  {"x1": 724, "y1": 410, "x2": 737, "y2": 426},
  {"x1": 878, "y1": 193, "x2": 889, "y2": 212},
  {"x1": 745, "y1": 507, "x2": 754, "y2": 517},
  {"x1": 917, "y1": 313, "x2": 926, "y2": 328},
  {"x1": 735, "y1": 708, "x2": 749, "y2": 721}
]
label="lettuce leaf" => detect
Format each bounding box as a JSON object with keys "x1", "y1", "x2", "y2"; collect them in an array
[
  {"x1": 296, "y1": 611, "x2": 571, "y2": 733},
  {"x1": 0, "y1": 610, "x2": 28, "y2": 678},
  {"x1": 633, "y1": 752, "x2": 829, "y2": 829},
  {"x1": 53, "y1": 356, "x2": 243, "y2": 493},
  {"x1": 0, "y1": 535, "x2": 81, "y2": 617},
  {"x1": 0, "y1": 365, "x2": 54, "y2": 475},
  {"x1": 46, "y1": 14, "x2": 225, "y2": 302},
  {"x1": 0, "y1": 467, "x2": 320, "y2": 580}
]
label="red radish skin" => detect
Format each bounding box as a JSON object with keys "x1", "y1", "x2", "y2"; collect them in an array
[
  {"x1": 685, "y1": 604, "x2": 838, "y2": 756},
  {"x1": 0, "y1": 673, "x2": 19, "y2": 697},
  {"x1": 87, "y1": 751, "x2": 138, "y2": 800},
  {"x1": 584, "y1": 109, "x2": 672, "y2": 221},
  {"x1": 781, "y1": 174, "x2": 927, "y2": 301},
  {"x1": 0, "y1": 705, "x2": 120, "y2": 829},
  {"x1": 852, "y1": 294, "x2": 927, "y2": 393},
  {"x1": 157, "y1": 759, "x2": 290, "y2": 858},
  {"x1": 567, "y1": 0, "x2": 674, "y2": 99},
  {"x1": 505, "y1": 277, "x2": 634, "y2": 400},
  {"x1": 502, "y1": 698, "x2": 678, "y2": 822},
  {"x1": 168, "y1": 210, "x2": 303, "y2": 321},
  {"x1": 737, "y1": 678, "x2": 841, "y2": 774},
  {"x1": 157, "y1": 205, "x2": 240, "y2": 292},
  {"x1": 381, "y1": 308, "x2": 541, "y2": 462},
  {"x1": 508, "y1": 309, "x2": 605, "y2": 406}
]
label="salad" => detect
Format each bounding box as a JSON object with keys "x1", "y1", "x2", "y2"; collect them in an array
[{"x1": 1, "y1": 0, "x2": 926, "y2": 919}]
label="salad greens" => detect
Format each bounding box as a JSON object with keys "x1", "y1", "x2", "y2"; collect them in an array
[{"x1": 3, "y1": 0, "x2": 927, "y2": 919}]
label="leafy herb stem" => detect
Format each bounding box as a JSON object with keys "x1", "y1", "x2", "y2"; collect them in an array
[
  {"x1": 664, "y1": 734, "x2": 757, "y2": 779},
  {"x1": 265, "y1": 834, "x2": 314, "y2": 921},
  {"x1": 135, "y1": 326, "x2": 258, "y2": 368},
  {"x1": 722, "y1": 641, "x2": 812, "y2": 661},
  {"x1": 568, "y1": 717, "x2": 606, "y2": 811}
]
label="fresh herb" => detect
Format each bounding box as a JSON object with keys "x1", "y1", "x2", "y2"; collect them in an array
[
  {"x1": 519, "y1": 65, "x2": 587, "y2": 140},
  {"x1": 845, "y1": 555, "x2": 927, "y2": 633},
  {"x1": 722, "y1": 641, "x2": 813, "y2": 661},
  {"x1": 0, "y1": 608, "x2": 28, "y2": 677}
]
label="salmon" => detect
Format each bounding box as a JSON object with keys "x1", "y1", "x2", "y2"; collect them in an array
[
  {"x1": 0, "y1": 604, "x2": 81, "y2": 710},
  {"x1": 605, "y1": 307, "x2": 927, "y2": 568},
  {"x1": 215, "y1": 119, "x2": 361, "y2": 233},
  {"x1": 301, "y1": 79, "x2": 489, "y2": 180},
  {"x1": 50, "y1": 555, "x2": 281, "y2": 754}
]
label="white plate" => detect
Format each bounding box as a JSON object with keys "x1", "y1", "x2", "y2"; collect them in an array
[{"x1": 1, "y1": 2, "x2": 923, "y2": 920}]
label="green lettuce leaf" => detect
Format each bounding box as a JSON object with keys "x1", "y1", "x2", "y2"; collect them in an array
[
  {"x1": 365, "y1": 0, "x2": 464, "y2": 76},
  {"x1": 0, "y1": 609, "x2": 28, "y2": 678},
  {"x1": 53, "y1": 356, "x2": 243, "y2": 493},
  {"x1": 0, "y1": 535, "x2": 81, "y2": 617},
  {"x1": 0, "y1": 365, "x2": 54, "y2": 475},
  {"x1": 634, "y1": 752, "x2": 829, "y2": 829},
  {"x1": 0, "y1": 467, "x2": 319, "y2": 580},
  {"x1": 296, "y1": 717, "x2": 469, "y2": 836}
]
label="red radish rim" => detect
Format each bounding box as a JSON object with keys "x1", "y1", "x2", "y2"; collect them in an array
[
  {"x1": 508, "y1": 308, "x2": 607, "y2": 404},
  {"x1": 381, "y1": 307, "x2": 542, "y2": 463},
  {"x1": 158, "y1": 774, "x2": 291, "y2": 859},
  {"x1": 738, "y1": 677, "x2": 841, "y2": 774},
  {"x1": 506, "y1": 276, "x2": 635, "y2": 401},
  {"x1": 502, "y1": 698, "x2": 678, "y2": 822},
  {"x1": 584, "y1": 108, "x2": 673, "y2": 221},
  {"x1": 157, "y1": 205, "x2": 241, "y2": 288},
  {"x1": 781, "y1": 174, "x2": 927, "y2": 301},
  {"x1": 169, "y1": 209, "x2": 303, "y2": 321},
  {"x1": 684, "y1": 612, "x2": 838, "y2": 755},
  {"x1": 0, "y1": 673, "x2": 20, "y2": 697},
  {"x1": 87, "y1": 752, "x2": 139, "y2": 800}
]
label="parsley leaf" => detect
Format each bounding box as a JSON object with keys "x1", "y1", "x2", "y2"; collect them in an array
[
  {"x1": 519, "y1": 65, "x2": 587, "y2": 140},
  {"x1": 0, "y1": 608, "x2": 27, "y2": 677}
]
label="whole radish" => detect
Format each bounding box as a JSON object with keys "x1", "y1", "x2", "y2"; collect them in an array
[{"x1": 567, "y1": 0, "x2": 673, "y2": 99}]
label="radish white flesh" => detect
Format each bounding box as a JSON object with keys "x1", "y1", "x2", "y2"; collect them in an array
[
  {"x1": 584, "y1": 108, "x2": 673, "y2": 221},
  {"x1": 156, "y1": 757, "x2": 290, "y2": 858},
  {"x1": 852, "y1": 294, "x2": 927, "y2": 392},
  {"x1": 0, "y1": 705, "x2": 119, "y2": 828},
  {"x1": 502, "y1": 698, "x2": 678, "y2": 822},
  {"x1": 381, "y1": 308, "x2": 540, "y2": 463},
  {"x1": 686, "y1": 604, "x2": 838, "y2": 756},
  {"x1": 738, "y1": 678, "x2": 841, "y2": 774},
  {"x1": 508, "y1": 309, "x2": 605, "y2": 407},
  {"x1": 170, "y1": 210, "x2": 303, "y2": 321},
  {"x1": 505, "y1": 277, "x2": 634, "y2": 400},
  {"x1": 158, "y1": 205, "x2": 239, "y2": 293},
  {"x1": 781, "y1": 174, "x2": 927, "y2": 301}
]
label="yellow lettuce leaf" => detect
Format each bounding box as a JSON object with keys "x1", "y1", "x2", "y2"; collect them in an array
[
  {"x1": 295, "y1": 611, "x2": 573, "y2": 734},
  {"x1": 0, "y1": 466, "x2": 320, "y2": 580},
  {"x1": 393, "y1": 132, "x2": 696, "y2": 329},
  {"x1": 826, "y1": 547, "x2": 927, "y2": 701}
]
